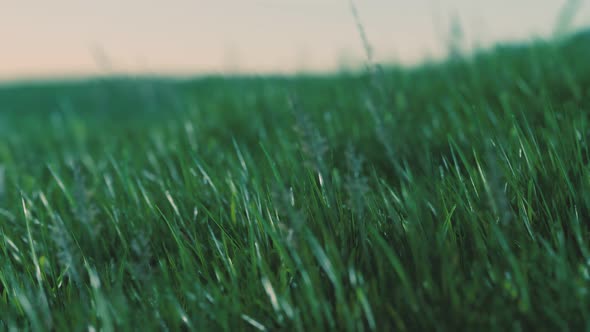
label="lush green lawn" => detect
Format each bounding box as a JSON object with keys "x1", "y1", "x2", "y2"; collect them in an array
[{"x1": 1, "y1": 31, "x2": 590, "y2": 330}]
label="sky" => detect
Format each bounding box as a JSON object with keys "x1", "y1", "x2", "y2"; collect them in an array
[{"x1": 1, "y1": 1, "x2": 589, "y2": 80}]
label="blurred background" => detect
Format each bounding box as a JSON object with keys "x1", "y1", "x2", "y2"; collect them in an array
[{"x1": 2, "y1": 0, "x2": 589, "y2": 81}]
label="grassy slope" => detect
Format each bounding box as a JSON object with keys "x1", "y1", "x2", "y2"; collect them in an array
[{"x1": 1, "y1": 31, "x2": 590, "y2": 330}]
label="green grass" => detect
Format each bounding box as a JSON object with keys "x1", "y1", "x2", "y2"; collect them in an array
[{"x1": 1, "y1": 30, "x2": 590, "y2": 330}]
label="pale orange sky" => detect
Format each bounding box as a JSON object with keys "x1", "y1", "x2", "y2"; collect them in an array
[{"x1": 1, "y1": 1, "x2": 589, "y2": 80}]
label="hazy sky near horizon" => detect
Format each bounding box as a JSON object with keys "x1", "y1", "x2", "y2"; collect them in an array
[{"x1": 2, "y1": 1, "x2": 589, "y2": 79}]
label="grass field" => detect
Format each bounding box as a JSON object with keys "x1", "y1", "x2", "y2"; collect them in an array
[{"x1": 2, "y1": 30, "x2": 590, "y2": 331}]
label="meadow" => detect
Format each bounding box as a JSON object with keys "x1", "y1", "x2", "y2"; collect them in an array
[{"x1": 1, "y1": 30, "x2": 590, "y2": 330}]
